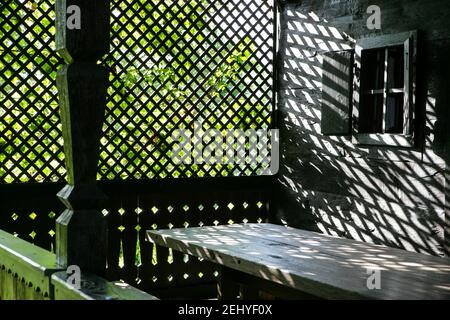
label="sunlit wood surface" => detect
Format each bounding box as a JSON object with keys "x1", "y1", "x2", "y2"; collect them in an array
[{"x1": 147, "y1": 223, "x2": 450, "y2": 300}]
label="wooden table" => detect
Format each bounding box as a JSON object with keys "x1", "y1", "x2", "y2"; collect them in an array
[{"x1": 146, "y1": 223, "x2": 450, "y2": 300}]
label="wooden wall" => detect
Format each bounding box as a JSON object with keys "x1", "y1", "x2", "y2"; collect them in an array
[{"x1": 275, "y1": 0, "x2": 450, "y2": 256}]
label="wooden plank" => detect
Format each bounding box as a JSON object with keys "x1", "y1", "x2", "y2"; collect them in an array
[
  {"x1": 148, "y1": 283, "x2": 217, "y2": 300},
  {"x1": 149, "y1": 224, "x2": 367, "y2": 299},
  {"x1": 403, "y1": 35, "x2": 412, "y2": 136},
  {"x1": 247, "y1": 224, "x2": 449, "y2": 283},
  {"x1": 0, "y1": 175, "x2": 273, "y2": 199},
  {"x1": 245, "y1": 224, "x2": 450, "y2": 284},
  {"x1": 354, "y1": 133, "x2": 414, "y2": 147},
  {"x1": 221, "y1": 266, "x2": 321, "y2": 300},
  {"x1": 146, "y1": 223, "x2": 450, "y2": 300},
  {"x1": 235, "y1": 224, "x2": 449, "y2": 286},
  {"x1": 106, "y1": 204, "x2": 122, "y2": 280},
  {"x1": 0, "y1": 268, "x2": 16, "y2": 300},
  {"x1": 99, "y1": 175, "x2": 274, "y2": 195},
  {"x1": 357, "y1": 31, "x2": 417, "y2": 51},
  {"x1": 51, "y1": 271, "x2": 158, "y2": 300},
  {"x1": 0, "y1": 229, "x2": 62, "y2": 298},
  {"x1": 121, "y1": 201, "x2": 138, "y2": 285}
]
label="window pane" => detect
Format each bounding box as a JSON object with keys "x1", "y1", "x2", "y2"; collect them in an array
[
  {"x1": 387, "y1": 45, "x2": 404, "y2": 89},
  {"x1": 385, "y1": 93, "x2": 404, "y2": 133},
  {"x1": 361, "y1": 48, "x2": 385, "y2": 91},
  {"x1": 359, "y1": 94, "x2": 384, "y2": 133}
]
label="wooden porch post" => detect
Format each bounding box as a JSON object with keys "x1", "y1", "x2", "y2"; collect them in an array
[{"x1": 55, "y1": 0, "x2": 110, "y2": 275}]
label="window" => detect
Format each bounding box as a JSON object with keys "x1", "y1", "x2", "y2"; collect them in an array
[
  {"x1": 353, "y1": 31, "x2": 417, "y2": 147},
  {"x1": 321, "y1": 31, "x2": 417, "y2": 147}
]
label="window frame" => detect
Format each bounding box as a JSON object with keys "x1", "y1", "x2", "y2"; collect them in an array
[{"x1": 352, "y1": 31, "x2": 417, "y2": 147}]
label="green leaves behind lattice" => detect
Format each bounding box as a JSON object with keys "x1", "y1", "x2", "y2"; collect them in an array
[
  {"x1": 0, "y1": 0, "x2": 65, "y2": 183},
  {"x1": 99, "y1": 0, "x2": 273, "y2": 180}
]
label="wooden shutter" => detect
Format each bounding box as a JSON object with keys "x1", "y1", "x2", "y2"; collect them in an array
[
  {"x1": 403, "y1": 36, "x2": 413, "y2": 135},
  {"x1": 321, "y1": 50, "x2": 354, "y2": 135}
]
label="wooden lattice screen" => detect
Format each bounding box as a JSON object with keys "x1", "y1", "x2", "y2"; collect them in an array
[
  {"x1": 0, "y1": 0, "x2": 275, "y2": 297},
  {"x1": 0, "y1": 0, "x2": 64, "y2": 183},
  {"x1": 1, "y1": 0, "x2": 274, "y2": 183}
]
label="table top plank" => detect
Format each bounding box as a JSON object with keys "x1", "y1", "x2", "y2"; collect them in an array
[
  {"x1": 146, "y1": 223, "x2": 450, "y2": 300},
  {"x1": 230, "y1": 224, "x2": 450, "y2": 284}
]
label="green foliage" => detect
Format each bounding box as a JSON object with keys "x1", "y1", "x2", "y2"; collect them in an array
[
  {"x1": 0, "y1": 0, "x2": 64, "y2": 183},
  {"x1": 99, "y1": 0, "x2": 272, "y2": 180}
]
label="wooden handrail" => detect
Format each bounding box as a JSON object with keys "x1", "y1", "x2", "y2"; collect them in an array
[
  {"x1": 0, "y1": 229, "x2": 62, "y2": 299},
  {"x1": 0, "y1": 229, "x2": 157, "y2": 300}
]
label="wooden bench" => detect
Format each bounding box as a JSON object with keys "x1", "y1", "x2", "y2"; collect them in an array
[{"x1": 147, "y1": 223, "x2": 450, "y2": 300}]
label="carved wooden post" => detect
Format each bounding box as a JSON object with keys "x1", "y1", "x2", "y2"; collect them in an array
[{"x1": 55, "y1": 0, "x2": 110, "y2": 275}]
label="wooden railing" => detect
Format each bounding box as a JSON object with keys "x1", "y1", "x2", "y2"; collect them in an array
[
  {"x1": 0, "y1": 229, "x2": 155, "y2": 300},
  {"x1": 0, "y1": 229, "x2": 59, "y2": 299},
  {"x1": 0, "y1": 175, "x2": 274, "y2": 299}
]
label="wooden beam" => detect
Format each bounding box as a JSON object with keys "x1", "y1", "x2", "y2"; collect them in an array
[
  {"x1": 51, "y1": 272, "x2": 158, "y2": 300},
  {"x1": 0, "y1": 229, "x2": 62, "y2": 299},
  {"x1": 55, "y1": 0, "x2": 110, "y2": 275}
]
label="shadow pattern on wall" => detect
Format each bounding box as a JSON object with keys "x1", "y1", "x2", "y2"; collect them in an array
[{"x1": 275, "y1": 2, "x2": 448, "y2": 257}]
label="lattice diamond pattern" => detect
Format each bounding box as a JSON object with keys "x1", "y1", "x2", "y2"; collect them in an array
[
  {"x1": 99, "y1": 0, "x2": 274, "y2": 180},
  {"x1": 0, "y1": 0, "x2": 274, "y2": 183},
  {"x1": 0, "y1": 0, "x2": 65, "y2": 183}
]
